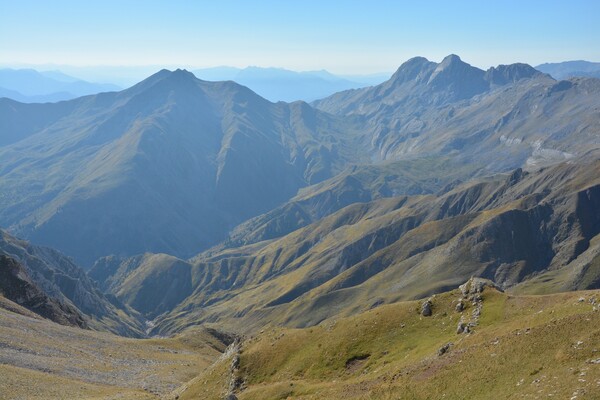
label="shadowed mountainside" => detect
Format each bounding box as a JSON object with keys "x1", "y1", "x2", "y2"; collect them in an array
[
  {"x1": 0, "y1": 255, "x2": 87, "y2": 328},
  {"x1": 0, "y1": 230, "x2": 144, "y2": 336},
  {"x1": 0, "y1": 69, "x2": 363, "y2": 266}
]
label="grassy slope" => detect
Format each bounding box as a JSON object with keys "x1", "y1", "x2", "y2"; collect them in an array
[
  {"x1": 0, "y1": 299, "x2": 228, "y2": 399},
  {"x1": 179, "y1": 287, "x2": 600, "y2": 399},
  {"x1": 150, "y1": 159, "x2": 600, "y2": 336}
]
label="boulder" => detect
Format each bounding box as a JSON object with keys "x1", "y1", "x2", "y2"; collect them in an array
[
  {"x1": 421, "y1": 299, "x2": 433, "y2": 316},
  {"x1": 437, "y1": 342, "x2": 453, "y2": 356}
]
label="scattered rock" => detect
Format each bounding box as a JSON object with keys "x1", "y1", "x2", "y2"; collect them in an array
[
  {"x1": 456, "y1": 321, "x2": 467, "y2": 334},
  {"x1": 455, "y1": 299, "x2": 465, "y2": 312},
  {"x1": 437, "y1": 343, "x2": 453, "y2": 356},
  {"x1": 231, "y1": 354, "x2": 240, "y2": 369},
  {"x1": 421, "y1": 298, "x2": 433, "y2": 317}
]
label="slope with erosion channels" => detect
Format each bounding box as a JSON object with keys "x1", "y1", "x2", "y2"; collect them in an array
[
  {"x1": 0, "y1": 69, "x2": 364, "y2": 266},
  {"x1": 0, "y1": 229, "x2": 145, "y2": 336},
  {"x1": 88, "y1": 155, "x2": 483, "y2": 323},
  {"x1": 0, "y1": 254, "x2": 87, "y2": 328},
  {"x1": 90, "y1": 156, "x2": 600, "y2": 335},
  {"x1": 222, "y1": 156, "x2": 483, "y2": 248}
]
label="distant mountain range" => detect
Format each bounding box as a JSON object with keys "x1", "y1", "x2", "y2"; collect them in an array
[
  {"x1": 2, "y1": 55, "x2": 600, "y2": 269},
  {"x1": 4, "y1": 59, "x2": 600, "y2": 106},
  {"x1": 536, "y1": 60, "x2": 600, "y2": 79},
  {"x1": 192, "y1": 66, "x2": 389, "y2": 102},
  {"x1": 0, "y1": 69, "x2": 121, "y2": 103},
  {"x1": 0, "y1": 65, "x2": 389, "y2": 104},
  {"x1": 1, "y1": 54, "x2": 600, "y2": 339}
]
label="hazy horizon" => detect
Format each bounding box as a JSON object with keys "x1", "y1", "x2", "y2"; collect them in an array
[{"x1": 2, "y1": 0, "x2": 599, "y2": 77}]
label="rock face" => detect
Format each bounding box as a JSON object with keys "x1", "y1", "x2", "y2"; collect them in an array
[
  {"x1": 0, "y1": 255, "x2": 87, "y2": 328},
  {"x1": 0, "y1": 230, "x2": 144, "y2": 336},
  {"x1": 314, "y1": 55, "x2": 600, "y2": 170}
]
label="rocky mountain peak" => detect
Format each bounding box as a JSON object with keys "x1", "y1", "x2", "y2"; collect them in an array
[
  {"x1": 428, "y1": 54, "x2": 484, "y2": 83},
  {"x1": 389, "y1": 56, "x2": 437, "y2": 84},
  {"x1": 439, "y1": 54, "x2": 463, "y2": 67},
  {"x1": 426, "y1": 54, "x2": 488, "y2": 100},
  {"x1": 485, "y1": 63, "x2": 544, "y2": 85}
]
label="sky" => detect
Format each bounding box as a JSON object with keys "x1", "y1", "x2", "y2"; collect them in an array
[{"x1": 1, "y1": 0, "x2": 600, "y2": 75}]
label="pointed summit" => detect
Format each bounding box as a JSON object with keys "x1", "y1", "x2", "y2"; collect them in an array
[
  {"x1": 428, "y1": 54, "x2": 483, "y2": 83},
  {"x1": 390, "y1": 56, "x2": 437, "y2": 84},
  {"x1": 427, "y1": 54, "x2": 488, "y2": 100},
  {"x1": 439, "y1": 54, "x2": 463, "y2": 67},
  {"x1": 171, "y1": 68, "x2": 197, "y2": 79}
]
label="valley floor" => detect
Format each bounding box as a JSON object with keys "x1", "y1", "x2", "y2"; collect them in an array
[{"x1": 0, "y1": 298, "x2": 227, "y2": 399}]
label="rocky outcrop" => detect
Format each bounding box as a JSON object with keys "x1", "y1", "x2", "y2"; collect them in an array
[
  {"x1": 0, "y1": 255, "x2": 87, "y2": 328},
  {"x1": 0, "y1": 230, "x2": 144, "y2": 336},
  {"x1": 459, "y1": 278, "x2": 503, "y2": 297},
  {"x1": 224, "y1": 339, "x2": 242, "y2": 400},
  {"x1": 456, "y1": 278, "x2": 502, "y2": 335}
]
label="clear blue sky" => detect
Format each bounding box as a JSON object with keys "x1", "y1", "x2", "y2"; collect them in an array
[{"x1": 1, "y1": 0, "x2": 599, "y2": 73}]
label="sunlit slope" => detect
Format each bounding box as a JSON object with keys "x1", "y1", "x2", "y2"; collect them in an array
[
  {"x1": 146, "y1": 158, "x2": 600, "y2": 334},
  {"x1": 179, "y1": 283, "x2": 600, "y2": 399}
]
